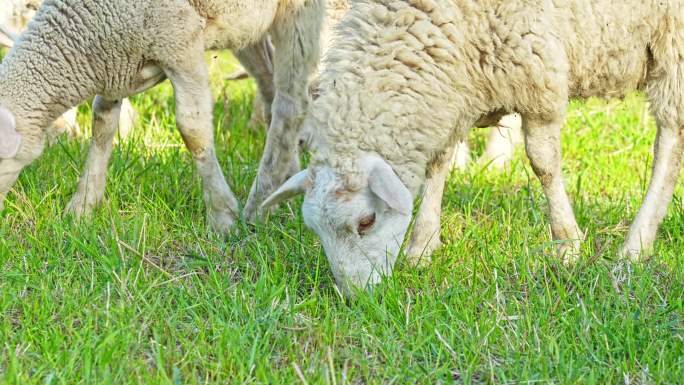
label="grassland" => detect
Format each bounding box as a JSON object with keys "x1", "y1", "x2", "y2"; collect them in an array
[{"x1": 0, "y1": 50, "x2": 682, "y2": 384}]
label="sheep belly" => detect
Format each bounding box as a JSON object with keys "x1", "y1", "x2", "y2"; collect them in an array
[
  {"x1": 196, "y1": 0, "x2": 279, "y2": 51},
  {"x1": 558, "y1": 0, "x2": 661, "y2": 98}
]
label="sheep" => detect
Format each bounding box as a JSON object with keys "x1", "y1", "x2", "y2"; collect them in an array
[
  {"x1": 228, "y1": 0, "x2": 523, "y2": 171},
  {"x1": 0, "y1": 0, "x2": 138, "y2": 142},
  {"x1": 0, "y1": 0, "x2": 324, "y2": 233},
  {"x1": 262, "y1": 0, "x2": 684, "y2": 294}
]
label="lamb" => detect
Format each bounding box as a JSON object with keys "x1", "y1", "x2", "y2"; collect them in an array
[
  {"x1": 263, "y1": 0, "x2": 684, "y2": 294},
  {"x1": 0, "y1": 0, "x2": 324, "y2": 232},
  {"x1": 0, "y1": 0, "x2": 138, "y2": 141}
]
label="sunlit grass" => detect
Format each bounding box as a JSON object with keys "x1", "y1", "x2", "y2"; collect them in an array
[{"x1": 1, "y1": 49, "x2": 682, "y2": 384}]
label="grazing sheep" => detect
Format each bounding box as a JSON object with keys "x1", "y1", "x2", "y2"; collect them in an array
[
  {"x1": 0, "y1": 0, "x2": 138, "y2": 141},
  {"x1": 0, "y1": 0, "x2": 324, "y2": 233},
  {"x1": 229, "y1": 0, "x2": 523, "y2": 170},
  {"x1": 263, "y1": 0, "x2": 684, "y2": 294}
]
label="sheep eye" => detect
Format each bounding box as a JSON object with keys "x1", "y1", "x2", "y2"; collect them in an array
[{"x1": 357, "y1": 213, "x2": 376, "y2": 235}]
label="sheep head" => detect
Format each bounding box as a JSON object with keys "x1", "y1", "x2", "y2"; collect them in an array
[
  {"x1": 0, "y1": 104, "x2": 26, "y2": 211},
  {"x1": 263, "y1": 154, "x2": 413, "y2": 296},
  {"x1": 0, "y1": 104, "x2": 21, "y2": 159},
  {"x1": 0, "y1": 103, "x2": 44, "y2": 213}
]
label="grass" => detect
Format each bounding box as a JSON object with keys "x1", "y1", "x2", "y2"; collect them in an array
[{"x1": 0, "y1": 49, "x2": 682, "y2": 384}]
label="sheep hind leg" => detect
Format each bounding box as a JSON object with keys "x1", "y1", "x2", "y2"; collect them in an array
[
  {"x1": 234, "y1": 36, "x2": 275, "y2": 130},
  {"x1": 65, "y1": 96, "x2": 121, "y2": 217},
  {"x1": 116, "y1": 98, "x2": 138, "y2": 140},
  {"x1": 620, "y1": 107, "x2": 684, "y2": 260},
  {"x1": 165, "y1": 61, "x2": 239, "y2": 234},
  {"x1": 450, "y1": 140, "x2": 471, "y2": 171},
  {"x1": 407, "y1": 145, "x2": 456, "y2": 266},
  {"x1": 523, "y1": 114, "x2": 583, "y2": 263},
  {"x1": 243, "y1": 0, "x2": 325, "y2": 222},
  {"x1": 48, "y1": 107, "x2": 80, "y2": 144},
  {"x1": 479, "y1": 113, "x2": 523, "y2": 170}
]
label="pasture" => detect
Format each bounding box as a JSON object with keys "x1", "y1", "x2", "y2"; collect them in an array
[{"x1": 0, "y1": 50, "x2": 682, "y2": 384}]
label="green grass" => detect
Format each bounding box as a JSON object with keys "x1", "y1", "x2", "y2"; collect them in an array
[{"x1": 1, "y1": 49, "x2": 682, "y2": 384}]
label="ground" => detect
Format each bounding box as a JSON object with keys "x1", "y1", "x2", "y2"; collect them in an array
[{"x1": 0, "y1": 50, "x2": 682, "y2": 385}]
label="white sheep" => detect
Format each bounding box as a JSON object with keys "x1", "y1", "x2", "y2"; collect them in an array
[
  {"x1": 0, "y1": 0, "x2": 324, "y2": 232},
  {"x1": 229, "y1": 0, "x2": 523, "y2": 171},
  {"x1": 263, "y1": 0, "x2": 684, "y2": 294},
  {"x1": 0, "y1": 0, "x2": 138, "y2": 142}
]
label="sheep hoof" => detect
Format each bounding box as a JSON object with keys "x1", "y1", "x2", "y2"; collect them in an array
[
  {"x1": 243, "y1": 185, "x2": 269, "y2": 224},
  {"x1": 242, "y1": 203, "x2": 259, "y2": 225},
  {"x1": 207, "y1": 210, "x2": 237, "y2": 234},
  {"x1": 557, "y1": 240, "x2": 581, "y2": 265},
  {"x1": 64, "y1": 195, "x2": 98, "y2": 218},
  {"x1": 406, "y1": 237, "x2": 441, "y2": 267},
  {"x1": 618, "y1": 244, "x2": 650, "y2": 262}
]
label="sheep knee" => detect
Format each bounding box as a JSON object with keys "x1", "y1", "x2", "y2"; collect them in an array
[
  {"x1": 92, "y1": 97, "x2": 122, "y2": 142},
  {"x1": 271, "y1": 92, "x2": 303, "y2": 131}
]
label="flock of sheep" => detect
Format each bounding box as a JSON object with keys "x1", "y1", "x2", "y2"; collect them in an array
[{"x1": 1, "y1": 0, "x2": 682, "y2": 295}]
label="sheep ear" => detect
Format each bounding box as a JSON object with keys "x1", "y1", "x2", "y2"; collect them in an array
[
  {"x1": 0, "y1": 105, "x2": 21, "y2": 159},
  {"x1": 261, "y1": 169, "x2": 310, "y2": 210},
  {"x1": 368, "y1": 159, "x2": 413, "y2": 215}
]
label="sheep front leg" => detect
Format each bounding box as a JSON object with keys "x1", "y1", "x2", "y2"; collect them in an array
[
  {"x1": 243, "y1": 0, "x2": 324, "y2": 222},
  {"x1": 523, "y1": 115, "x2": 583, "y2": 263},
  {"x1": 65, "y1": 96, "x2": 121, "y2": 217},
  {"x1": 234, "y1": 36, "x2": 275, "y2": 129},
  {"x1": 407, "y1": 145, "x2": 456, "y2": 266},
  {"x1": 166, "y1": 65, "x2": 239, "y2": 233},
  {"x1": 621, "y1": 119, "x2": 684, "y2": 260}
]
